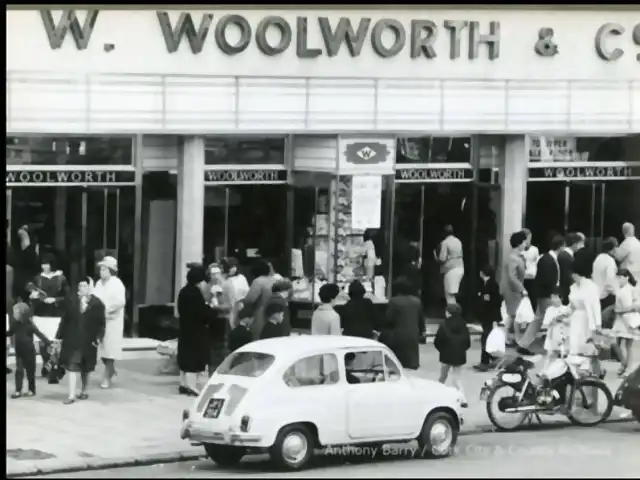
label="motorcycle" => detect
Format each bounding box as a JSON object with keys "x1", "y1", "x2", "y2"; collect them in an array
[
  {"x1": 480, "y1": 354, "x2": 614, "y2": 431},
  {"x1": 614, "y1": 365, "x2": 640, "y2": 423}
]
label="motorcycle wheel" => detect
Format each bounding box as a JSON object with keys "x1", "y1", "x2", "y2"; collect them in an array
[
  {"x1": 567, "y1": 379, "x2": 614, "y2": 427},
  {"x1": 486, "y1": 383, "x2": 528, "y2": 431}
]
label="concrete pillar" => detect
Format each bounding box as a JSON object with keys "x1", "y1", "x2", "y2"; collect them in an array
[
  {"x1": 498, "y1": 135, "x2": 528, "y2": 274},
  {"x1": 175, "y1": 137, "x2": 205, "y2": 300}
]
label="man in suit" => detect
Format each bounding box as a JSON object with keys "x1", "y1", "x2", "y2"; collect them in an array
[
  {"x1": 516, "y1": 234, "x2": 565, "y2": 356},
  {"x1": 558, "y1": 232, "x2": 584, "y2": 304},
  {"x1": 500, "y1": 231, "x2": 529, "y2": 346}
]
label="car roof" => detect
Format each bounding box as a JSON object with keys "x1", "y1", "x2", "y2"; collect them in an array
[{"x1": 236, "y1": 335, "x2": 385, "y2": 359}]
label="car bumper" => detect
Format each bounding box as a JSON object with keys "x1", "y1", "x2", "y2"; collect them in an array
[{"x1": 181, "y1": 421, "x2": 265, "y2": 446}]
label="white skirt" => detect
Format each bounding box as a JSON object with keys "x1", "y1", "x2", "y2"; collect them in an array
[{"x1": 444, "y1": 267, "x2": 464, "y2": 296}]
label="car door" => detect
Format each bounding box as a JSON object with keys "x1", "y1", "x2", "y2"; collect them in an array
[{"x1": 345, "y1": 349, "x2": 417, "y2": 440}]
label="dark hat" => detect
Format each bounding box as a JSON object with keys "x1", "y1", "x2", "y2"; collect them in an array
[{"x1": 186, "y1": 264, "x2": 209, "y2": 285}]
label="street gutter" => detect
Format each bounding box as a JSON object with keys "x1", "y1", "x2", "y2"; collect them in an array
[{"x1": 7, "y1": 417, "x2": 633, "y2": 478}]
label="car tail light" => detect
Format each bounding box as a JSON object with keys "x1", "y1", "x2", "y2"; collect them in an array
[{"x1": 240, "y1": 415, "x2": 251, "y2": 432}]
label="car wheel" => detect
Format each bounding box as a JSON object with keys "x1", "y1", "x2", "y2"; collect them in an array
[
  {"x1": 416, "y1": 412, "x2": 458, "y2": 459},
  {"x1": 204, "y1": 443, "x2": 246, "y2": 467},
  {"x1": 269, "y1": 424, "x2": 315, "y2": 470}
]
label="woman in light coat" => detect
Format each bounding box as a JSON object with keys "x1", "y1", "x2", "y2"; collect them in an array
[{"x1": 93, "y1": 256, "x2": 126, "y2": 389}]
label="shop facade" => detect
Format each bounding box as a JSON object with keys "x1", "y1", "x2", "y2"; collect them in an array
[{"x1": 6, "y1": 7, "x2": 640, "y2": 332}]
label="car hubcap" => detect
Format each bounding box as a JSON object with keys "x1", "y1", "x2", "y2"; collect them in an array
[
  {"x1": 282, "y1": 432, "x2": 308, "y2": 464},
  {"x1": 429, "y1": 420, "x2": 453, "y2": 455}
]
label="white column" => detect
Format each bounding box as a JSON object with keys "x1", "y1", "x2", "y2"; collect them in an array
[
  {"x1": 175, "y1": 136, "x2": 205, "y2": 300},
  {"x1": 498, "y1": 135, "x2": 528, "y2": 274}
]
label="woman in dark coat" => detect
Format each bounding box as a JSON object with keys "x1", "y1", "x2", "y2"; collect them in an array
[
  {"x1": 434, "y1": 303, "x2": 470, "y2": 406},
  {"x1": 56, "y1": 277, "x2": 106, "y2": 404},
  {"x1": 381, "y1": 277, "x2": 425, "y2": 370},
  {"x1": 340, "y1": 280, "x2": 376, "y2": 339},
  {"x1": 177, "y1": 264, "x2": 212, "y2": 396}
]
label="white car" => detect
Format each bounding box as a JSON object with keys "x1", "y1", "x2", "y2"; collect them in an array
[{"x1": 180, "y1": 335, "x2": 464, "y2": 470}]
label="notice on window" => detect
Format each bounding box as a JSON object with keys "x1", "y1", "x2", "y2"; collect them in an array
[
  {"x1": 351, "y1": 175, "x2": 382, "y2": 231},
  {"x1": 529, "y1": 137, "x2": 582, "y2": 162}
]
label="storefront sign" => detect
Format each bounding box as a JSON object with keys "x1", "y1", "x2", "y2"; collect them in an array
[
  {"x1": 528, "y1": 165, "x2": 640, "y2": 181},
  {"x1": 204, "y1": 169, "x2": 287, "y2": 183},
  {"x1": 528, "y1": 137, "x2": 583, "y2": 163},
  {"x1": 339, "y1": 138, "x2": 395, "y2": 176},
  {"x1": 6, "y1": 169, "x2": 135, "y2": 185},
  {"x1": 37, "y1": 10, "x2": 640, "y2": 63},
  {"x1": 396, "y1": 167, "x2": 473, "y2": 182},
  {"x1": 351, "y1": 175, "x2": 382, "y2": 230}
]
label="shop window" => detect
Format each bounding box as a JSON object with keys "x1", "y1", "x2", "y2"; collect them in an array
[
  {"x1": 528, "y1": 134, "x2": 640, "y2": 163},
  {"x1": 6, "y1": 136, "x2": 133, "y2": 166},
  {"x1": 396, "y1": 137, "x2": 471, "y2": 164},
  {"x1": 283, "y1": 354, "x2": 340, "y2": 387},
  {"x1": 204, "y1": 137, "x2": 285, "y2": 165}
]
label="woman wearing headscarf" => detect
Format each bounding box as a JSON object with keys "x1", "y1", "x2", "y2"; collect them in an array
[
  {"x1": 340, "y1": 280, "x2": 376, "y2": 339},
  {"x1": 93, "y1": 256, "x2": 126, "y2": 389},
  {"x1": 239, "y1": 260, "x2": 276, "y2": 340},
  {"x1": 177, "y1": 264, "x2": 211, "y2": 395},
  {"x1": 381, "y1": 277, "x2": 424, "y2": 370},
  {"x1": 56, "y1": 277, "x2": 105, "y2": 404}
]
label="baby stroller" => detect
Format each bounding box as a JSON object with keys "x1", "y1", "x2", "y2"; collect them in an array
[{"x1": 42, "y1": 341, "x2": 65, "y2": 384}]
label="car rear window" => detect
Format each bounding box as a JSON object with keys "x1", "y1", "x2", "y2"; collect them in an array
[{"x1": 217, "y1": 351, "x2": 275, "y2": 378}]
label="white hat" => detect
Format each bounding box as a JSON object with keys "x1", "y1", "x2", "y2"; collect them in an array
[{"x1": 98, "y1": 256, "x2": 118, "y2": 272}]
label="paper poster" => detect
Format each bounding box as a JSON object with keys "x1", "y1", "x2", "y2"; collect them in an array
[
  {"x1": 351, "y1": 175, "x2": 382, "y2": 231},
  {"x1": 529, "y1": 137, "x2": 579, "y2": 162}
]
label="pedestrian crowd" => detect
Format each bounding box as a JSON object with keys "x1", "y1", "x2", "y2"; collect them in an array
[
  {"x1": 483, "y1": 222, "x2": 640, "y2": 380},
  {"x1": 6, "y1": 225, "x2": 127, "y2": 403}
]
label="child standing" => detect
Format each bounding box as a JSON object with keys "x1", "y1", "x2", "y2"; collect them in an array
[
  {"x1": 541, "y1": 288, "x2": 571, "y2": 369},
  {"x1": 228, "y1": 318, "x2": 254, "y2": 352},
  {"x1": 6, "y1": 302, "x2": 50, "y2": 398},
  {"x1": 474, "y1": 265, "x2": 502, "y2": 372},
  {"x1": 611, "y1": 269, "x2": 640, "y2": 377},
  {"x1": 259, "y1": 302, "x2": 288, "y2": 340},
  {"x1": 311, "y1": 283, "x2": 341, "y2": 336},
  {"x1": 434, "y1": 303, "x2": 470, "y2": 407}
]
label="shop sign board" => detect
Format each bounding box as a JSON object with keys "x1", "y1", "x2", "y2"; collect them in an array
[
  {"x1": 339, "y1": 137, "x2": 395, "y2": 176},
  {"x1": 396, "y1": 167, "x2": 474, "y2": 182},
  {"x1": 8, "y1": 9, "x2": 639, "y2": 80},
  {"x1": 6, "y1": 169, "x2": 135, "y2": 186},
  {"x1": 204, "y1": 168, "x2": 288, "y2": 184},
  {"x1": 528, "y1": 164, "x2": 640, "y2": 181}
]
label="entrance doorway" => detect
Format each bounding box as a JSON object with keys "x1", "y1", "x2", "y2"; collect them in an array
[
  {"x1": 526, "y1": 180, "x2": 639, "y2": 251},
  {"x1": 203, "y1": 184, "x2": 288, "y2": 278},
  {"x1": 7, "y1": 186, "x2": 135, "y2": 330},
  {"x1": 392, "y1": 183, "x2": 497, "y2": 317}
]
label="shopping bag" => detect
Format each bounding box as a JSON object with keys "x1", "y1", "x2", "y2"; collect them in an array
[
  {"x1": 515, "y1": 297, "x2": 535, "y2": 325},
  {"x1": 486, "y1": 325, "x2": 506, "y2": 356}
]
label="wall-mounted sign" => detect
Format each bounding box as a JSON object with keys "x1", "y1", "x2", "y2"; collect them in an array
[
  {"x1": 338, "y1": 137, "x2": 395, "y2": 176},
  {"x1": 351, "y1": 175, "x2": 382, "y2": 230},
  {"x1": 528, "y1": 165, "x2": 640, "y2": 181},
  {"x1": 204, "y1": 169, "x2": 287, "y2": 184},
  {"x1": 6, "y1": 169, "x2": 135, "y2": 186},
  {"x1": 528, "y1": 137, "x2": 582, "y2": 162},
  {"x1": 396, "y1": 167, "x2": 474, "y2": 182}
]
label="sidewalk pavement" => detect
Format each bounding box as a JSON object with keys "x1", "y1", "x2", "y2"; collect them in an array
[{"x1": 6, "y1": 342, "x2": 636, "y2": 478}]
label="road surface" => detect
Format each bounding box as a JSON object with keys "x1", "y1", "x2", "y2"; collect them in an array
[{"x1": 36, "y1": 421, "x2": 639, "y2": 478}]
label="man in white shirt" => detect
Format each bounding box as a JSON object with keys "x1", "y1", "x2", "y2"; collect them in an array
[
  {"x1": 617, "y1": 223, "x2": 640, "y2": 281},
  {"x1": 593, "y1": 237, "x2": 619, "y2": 331},
  {"x1": 522, "y1": 228, "x2": 540, "y2": 311}
]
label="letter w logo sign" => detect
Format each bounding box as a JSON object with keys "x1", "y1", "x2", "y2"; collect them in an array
[{"x1": 40, "y1": 9, "x2": 99, "y2": 50}]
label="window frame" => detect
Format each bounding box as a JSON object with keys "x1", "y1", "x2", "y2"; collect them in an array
[{"x1": 282, "y1": 353, "x2": 341, "y2": 388}]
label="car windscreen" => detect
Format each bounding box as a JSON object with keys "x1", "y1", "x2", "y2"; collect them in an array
[{"x1": 216, "y1": 351, "x2": 275, "y2": 378}]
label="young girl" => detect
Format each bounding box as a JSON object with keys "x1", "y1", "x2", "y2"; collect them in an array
[
  {"x1": 6, "y1": 302, "x2": 50, "y2": 398},
  {"x1": 541, "y1": 288, "x2": 571, "y2": 369},
  {"x1": 434, "y1": 303, "x2": 470, "y2": 407},
  {"x1": 611, "y1": 268, "x2": 640, "y2": 377}
]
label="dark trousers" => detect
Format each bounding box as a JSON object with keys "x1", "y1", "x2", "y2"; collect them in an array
[
  {"x1": 523, "y1": 278, "x2": 537, "y2": 312},
  {"x1": 15, "y1": 346, "x2": 37, "y2": 393}
]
